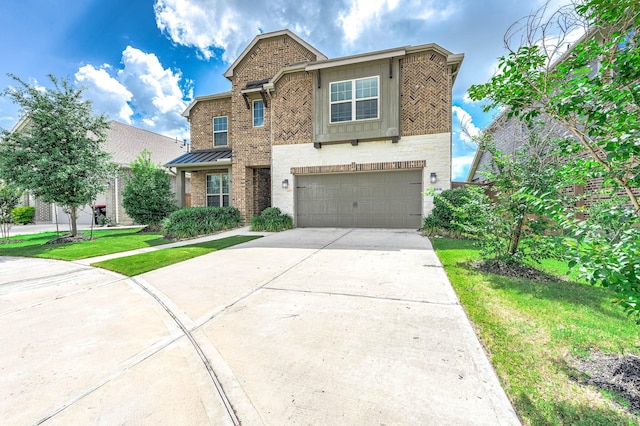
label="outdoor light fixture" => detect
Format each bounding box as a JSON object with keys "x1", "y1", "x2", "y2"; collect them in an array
[
  {"x1": 282, "y1": 179, "x2": 289, "y2": 189},
  {"x1": 430, "y1": 172, "x2": 437, "y2": 184}
]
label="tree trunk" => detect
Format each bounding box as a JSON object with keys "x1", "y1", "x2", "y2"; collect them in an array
[
  {"x1": 508, "y1": 212, "x2": 525, "y2": 256},
  {"x1": 70, "y1": 206, "x2": 78, "y2": 237}
]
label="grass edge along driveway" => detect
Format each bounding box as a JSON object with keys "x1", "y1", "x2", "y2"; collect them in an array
[
  {"x1": 431, "y1": 237, "x2": 640, "y2": 426},
  {"x1": 92, "y1": 235, "x2": 262, "y2": 276},
  {"x1": 0, "y1": 228, "x2": 169, "y2": 260}
]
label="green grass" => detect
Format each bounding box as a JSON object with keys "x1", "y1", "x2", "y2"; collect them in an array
[
  {"x1": 0, "y1": 228, "x2": 171, "y2": 260},
  {"x1": 431, "y1": 237, "x2": 640, "y2": 426},
  {"x1": 92, "y1": 235, "x2": 262, "y2": 276}
]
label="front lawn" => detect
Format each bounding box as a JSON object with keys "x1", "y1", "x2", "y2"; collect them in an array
[
  {"x1": 431, "y1": 237, "x2": 640, "y2": 425},
  {"x1": 0, "y1": 228, "x2": 170, "y2": 260},
  {"x1": 92, "y1": 235, "x2": 262, "y2": 276}
]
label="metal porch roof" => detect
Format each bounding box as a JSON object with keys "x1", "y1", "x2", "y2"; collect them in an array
[{"x1": 165, "y1": 149, "x2": 232, "y2": 167}]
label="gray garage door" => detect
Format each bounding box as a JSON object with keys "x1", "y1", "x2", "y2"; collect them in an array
[{"x1": 296, "y1": 170, "x2": 423, "y2": 228}]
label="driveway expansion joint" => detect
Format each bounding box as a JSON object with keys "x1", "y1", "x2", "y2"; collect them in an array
[{"x1": 262, "y1": 286, "x2": 460, "y2": 306}]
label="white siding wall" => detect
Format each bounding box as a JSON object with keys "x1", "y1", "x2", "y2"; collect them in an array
[{"x1": 272, "y1": 133, "x2": 451, "y2": 223}]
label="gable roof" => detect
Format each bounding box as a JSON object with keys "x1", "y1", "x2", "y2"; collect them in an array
[
  {"x1": 105, "y1": 121, "x2": 188, "y2": 167},
  {"x1": 223, "y1": 29, "x2": 327, "y2": 79},
  {"x1": 182, "y1": 91, "x2": 232, "y2": 119}
]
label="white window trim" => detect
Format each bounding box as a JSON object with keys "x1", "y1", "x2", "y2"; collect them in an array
[
  {"x1": 253, "y1": 99, "x2": 264, "y2": 127},
  {"x1": 206, "y1": 173, "x2": 230, "y2": 207},
  {"x1": 329, "y1": 76, "x2": 380, "y2": 124},
  {"x1": 213, "y1": 116, "x2": 228, "y2": 147}
]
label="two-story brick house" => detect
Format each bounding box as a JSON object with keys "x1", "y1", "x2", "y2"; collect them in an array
[{"x1": 167, "y1": 29, "x2": 463, "y2": 228}]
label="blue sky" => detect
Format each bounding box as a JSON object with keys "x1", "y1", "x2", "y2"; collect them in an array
[{"x1": 0, "y1": 0, "x2": 564, "y2": 181}]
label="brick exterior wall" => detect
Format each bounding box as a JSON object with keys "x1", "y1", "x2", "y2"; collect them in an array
[
  {"x1": 189, "y1": 97, "x2": 232, "y2": 151},
  {"x1": 229, "y1": 34, "x2": 319, "y2": 220},
  {"x1": 272, "y1": 71, "x2": 314, "y2": 146},
  {"x1": 185, "y1": 33, "x2": 459, "y2": 225},
  {"x1": 400, "y1": 50, "x2": 452, "y2": 136}
]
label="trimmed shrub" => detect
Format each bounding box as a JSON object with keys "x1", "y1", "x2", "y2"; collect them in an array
[
  {"x1": 162, "y1": 206, "x2": 241, "y2": 239},
  {"x1": 11, "y1": 206, "x2": 35, "y2": 224},
  {"x1": 123, "y1": 150, "x2": 178, "y2": 230},
  {"x1": 250, "y1": 207, "x2": 293, "y2": 232},
  {"x1": 423, "y1": 188, "x2": 475, "y2": 237}
]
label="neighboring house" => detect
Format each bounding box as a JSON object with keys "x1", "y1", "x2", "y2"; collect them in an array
[
  {"x1": 466, "y1": 28, "x2": 639, "y2": 210},
  {"x1": 19, "y1": 121, "x2": 190, "y2": 225},
  {"x1": 167, "y1": 29, "x2": 464, "y2": 228}
]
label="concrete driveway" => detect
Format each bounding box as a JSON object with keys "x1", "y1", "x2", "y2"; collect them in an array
[{"x1": 0, "y1": 228, "x2": 520, "y2": 425}]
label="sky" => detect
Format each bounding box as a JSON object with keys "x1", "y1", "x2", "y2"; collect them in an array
[{"x1": 0, "y1": 0, "x2": 566, "y2": 181}]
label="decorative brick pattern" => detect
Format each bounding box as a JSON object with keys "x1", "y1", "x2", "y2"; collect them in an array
[
  {"x1": 291, "y1": 160, "x2": 426, "y2": 175},
  {"x1": 272, "y1": 71, "x2": 313, "y2": 145},
  {"x1": 401, "y1": 50, "x2": 452, "y2": 136},
  {"x1": 189, "y1": 97, "x2": 232, "y2": 151}
]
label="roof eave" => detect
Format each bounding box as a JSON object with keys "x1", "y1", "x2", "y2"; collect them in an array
[{"x1": 183, "y1": 92, "x2": 232, "y2": 118}]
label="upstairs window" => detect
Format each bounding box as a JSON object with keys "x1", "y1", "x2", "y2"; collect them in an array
[
  {"x1": 213, "y1": 116, "x2": 228, "y2": 146},
  {"x1": 253, "y1": 100, "x2": 264, "y2": 127},
  {"x1": 330, "y1": 76, "x2": 379, "y2": 123}
]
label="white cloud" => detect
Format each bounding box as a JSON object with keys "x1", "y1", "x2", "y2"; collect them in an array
[
  {"x1": 452, "y1": 154, "x2": 476, "y2": 181},
  {"x1": 74, "y1": 47, "x2": 190, "y2": 139},
  {"x1": 452, "y1": 106, "x2": 481, "y2": 143},
  {"x1": 152, "y1": 0, "x2": 460, "y2": 62},
  {"x1": 75, "y1": 64, "x2": 134, "y2": 123},
  {"x1": 462, "y1": 92, "x2": 478, "y2": 104},
  {"x1": 118, "y1": 46, "x2": 189, "y2": 136},
  {"x1": 338, "y1": 0, "x2": 399, "y2": 43},
  {"x1": 154, "y1": 0, "x2": 244, "y2": 62}
]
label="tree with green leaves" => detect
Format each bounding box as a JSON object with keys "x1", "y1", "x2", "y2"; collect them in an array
[
  {"x1": 122, "y1": 149, "x2": 177, "y2": 231},
  {"x1": 468, "y1": 0, "x2": 640, "y2": 321},
  {"x1": 0, "y1": 182, "x2": 22, "y2": 242},
  {"x1": 0, "y1": 74, "x2": 112, "y2": 237},
  {"x1": 468, "y1": 0, "x2": 639, "y2": 212}
]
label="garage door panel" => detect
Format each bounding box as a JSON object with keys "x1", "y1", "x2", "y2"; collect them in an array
[{"x1": 296, "y1": 171, "x2": 422, "y2": 228}]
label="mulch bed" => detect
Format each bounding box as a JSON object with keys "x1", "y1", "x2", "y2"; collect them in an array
[
  {"x1": 571, "y1": 352, "x2": 640, "y2": 413},
  {"x1": 44, "y1": 235, "x2": 93, "y2": 245},
  {"x1": 473, "y1": 258, "x2": 558, "y2": 281}
]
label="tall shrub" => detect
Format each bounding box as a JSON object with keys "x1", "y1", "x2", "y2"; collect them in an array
[{"x1": 122, "y1": 150, "x2": 177, "y2": 231}]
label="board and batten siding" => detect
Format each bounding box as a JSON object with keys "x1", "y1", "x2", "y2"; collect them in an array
[{"x1": 312, "y1": 59, "x2": 401, "y2": 144}]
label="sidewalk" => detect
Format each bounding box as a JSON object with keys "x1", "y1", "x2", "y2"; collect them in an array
[
  {"x1": 5, "y1": 223, "x2": 265, "y2": 266},
  {"x1": 75, "y1": 226, "x2": 265, "y2": 265},
  {"x1": 6, "y1": 223, "x2": 141, "y2": 237}
]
